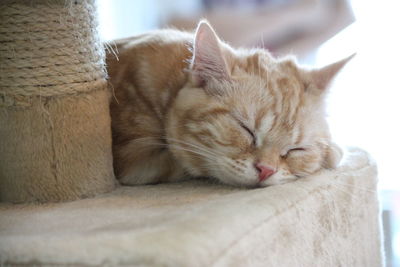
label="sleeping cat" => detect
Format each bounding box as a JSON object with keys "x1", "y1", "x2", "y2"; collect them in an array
[{"x1": 106, "y1": 20, "x2": 351, "y2": 187}]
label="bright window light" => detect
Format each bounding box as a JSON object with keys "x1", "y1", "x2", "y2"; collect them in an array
[{"x1": 317, "y1": 0, "x2": 400, "y2": 191}]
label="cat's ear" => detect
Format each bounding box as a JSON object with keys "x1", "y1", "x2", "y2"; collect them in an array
[
  {"x1": 190, "y1": 20, "x2": 230, "y2": 87},
  {"x1": 307, "y1": 54, "x2": 355, "y2": 93}
]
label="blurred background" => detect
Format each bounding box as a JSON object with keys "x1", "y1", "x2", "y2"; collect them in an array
[{"x1": 96, "y1": 0, "x2": 400, "y2": 265}]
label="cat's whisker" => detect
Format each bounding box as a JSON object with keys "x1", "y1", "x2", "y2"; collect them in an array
[
  {"x1": 257, "y1": 39, "x2": 263, "y2": 89},
  {"x1": 203, "y1": 160, "x2": 240, "y2": 176},
  {"x1": 327, "y1": 183, "x2": 361, "y2": 200},
  {"x1": 123, "y1": 136, "x2": 164, "y2": 144},
  {"x1": 297, "y1": 177, "x2": 373, "y2": 199},
  {"x1": 121, "y1": 137, "x2": 221, "y2": 163},
  {"x1": 138, "y1": 141, "x2": 218, "y2": 160},
  {"x1": 164, "y1": 137, "x2": 216, "y2": 152},
  {"x1": 134, "y1": 143, "x2": 172, "y2": 154},
  {"x1": 120, "y1": 136, "x2": 218, "y2": 158},
  {"x1": 130, "y1": 143, "x2": 222, "y2": 172},
  {"x1": 164, "y1": 137, "x2": 224, "y2": 158},
  {"x1": 167, "y1": 144, "x2": 220, "y2": 161},
  {"x1": 104, "y1": 41, "x2": 119, "y2": 61},
  {"x1": 331, "y1": 180, "x2": 377, "y2": 194}
]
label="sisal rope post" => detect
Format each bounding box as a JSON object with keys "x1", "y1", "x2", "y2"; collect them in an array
[{"x1": 0, "y1": 0, "x2": 116, "y2": 203}]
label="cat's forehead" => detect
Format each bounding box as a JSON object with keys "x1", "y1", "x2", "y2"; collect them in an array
[
  {"x1": 228, "y1": 61, "x2": 304, "y2": 103},
  {"x1": 231, "y1": 51, "x2": 303, "y2": 87}
]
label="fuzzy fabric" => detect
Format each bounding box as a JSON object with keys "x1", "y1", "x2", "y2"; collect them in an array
[{"x1": 0, "y1": 148, "x2": 383, "y2": 266}]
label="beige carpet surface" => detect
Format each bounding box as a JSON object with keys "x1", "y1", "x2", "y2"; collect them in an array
[{"x1": 0, "y1": 147, "x2": 383, "y2": 266}]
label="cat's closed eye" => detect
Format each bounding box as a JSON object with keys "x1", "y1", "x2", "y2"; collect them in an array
[
  {"x1": 281, "y1": 147, "x2": 306, "y2": 158},
  {"x1": 239, "y1": 122, "x2": 257, "y2": 146}
]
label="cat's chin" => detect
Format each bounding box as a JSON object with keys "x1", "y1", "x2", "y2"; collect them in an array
[
  {"x1": 258, "y1": 174, "x2": 299, "y2": 187},
  {"x1": 214, "y1": 175, "x2": 259, "y2": 188},
  {"x1": 204, "y1": 171, "x2": 299, "y2": 188},
  {"x1": 216, "y1": 178, "x2": 297, "y2": 188}
]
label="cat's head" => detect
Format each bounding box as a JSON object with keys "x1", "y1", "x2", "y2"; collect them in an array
[{"x1": 167, "y1": 21, "x2": 352, "y2": 187}]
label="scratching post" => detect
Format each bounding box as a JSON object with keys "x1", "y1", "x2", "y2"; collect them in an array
[{"x1": 0, "y1": 0, "x2": 116, "y2": 202}]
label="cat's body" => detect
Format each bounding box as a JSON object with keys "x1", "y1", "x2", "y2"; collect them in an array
[
  {"x1": 107, "y1": 21, "x2": 349, "y2": 187},
  {"x1": 107, "y1": 30, "x2": 192, "y2": 185}
]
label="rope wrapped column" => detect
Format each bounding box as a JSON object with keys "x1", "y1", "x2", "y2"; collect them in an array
[{"x1": 0, "y1": 0, "x2": 116, "y2": 202}]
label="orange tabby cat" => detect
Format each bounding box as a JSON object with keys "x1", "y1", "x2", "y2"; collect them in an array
[{"x1": 107, "y1": 21, "x2": 351, "y2": 187}]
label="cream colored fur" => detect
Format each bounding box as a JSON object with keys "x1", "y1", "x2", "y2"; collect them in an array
[{"x1": 108, "y1": 21, "x2": 352, "y2": 187}]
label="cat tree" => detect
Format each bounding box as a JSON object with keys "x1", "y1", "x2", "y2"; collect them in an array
[{"x1": 0, "y1": 0, "x2": 116, "y2": 202}]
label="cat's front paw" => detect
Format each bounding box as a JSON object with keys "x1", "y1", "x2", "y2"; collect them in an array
[
  {"x1": 323, "y1": 142, "x2": 343, "y2": 169},
  {"x1": 285, "y1": 147, "x2": 323, "y2": 177}
]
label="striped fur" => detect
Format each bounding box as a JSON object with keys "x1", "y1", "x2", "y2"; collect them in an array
[{"x1": 107, "y1": 21, "x2": 350, "y2": 187}]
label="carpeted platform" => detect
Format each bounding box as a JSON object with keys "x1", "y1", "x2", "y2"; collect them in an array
[{"x1": 0, "y1": 148, "x2": 383, "y2": 266}]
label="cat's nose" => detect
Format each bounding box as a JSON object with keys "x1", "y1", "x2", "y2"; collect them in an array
[{"x1": 255, "y1": 163, "x2": 276, "y2": 182}]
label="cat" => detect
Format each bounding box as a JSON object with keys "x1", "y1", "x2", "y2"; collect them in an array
[{"x1": 106, "y1": 20, "x2": 351, "y2": 188}]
